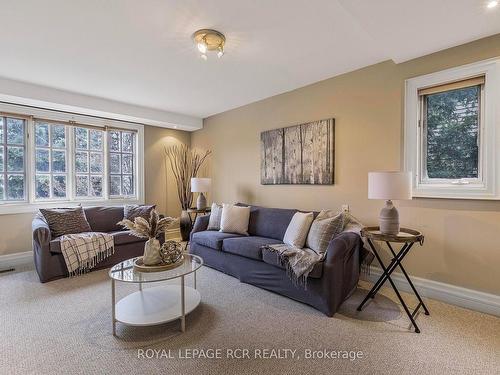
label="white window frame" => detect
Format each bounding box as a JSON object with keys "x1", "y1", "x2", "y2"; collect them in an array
[
  {"x1": 72, "y1": 126, "x2": 106, "y2": 200},
  {"x1": 32, "y1": 121, "x2": 70, "y2": 201},
  {"x1": 404, "y1": 58, "x2": 500, "y2": 199},
  {"x1": 0, "y1": 102, "x2": 145, "y2": 214},
  {"x1": 107, "y1": 129, "x2": 137, "y2": 198},
  {"x1": 0, "y1": 114, "x2": 29, "y2": 203}
]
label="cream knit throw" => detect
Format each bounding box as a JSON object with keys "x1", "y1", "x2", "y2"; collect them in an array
[{"x1": 263, "y1": 212, "x2": 369, "y2": 288}]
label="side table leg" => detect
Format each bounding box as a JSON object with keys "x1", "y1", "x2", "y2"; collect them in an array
[
  {"x1": 386, "y1": 242, "x2": 430, "y2": 316},
  {"x1": 374, "y1": 248, "x2": 421, "y2": 333},
  {"x1": 180, "y1": 275, "x2": 186, "y2": 332},
  {"x1": 369, "y1": 243, "x2": 412, "y2": 298},
  {"x1": 194, "y1": 270, "x2": 197, "y2": 290},
  {"x1": 111, "y1": 279, "x2": 116, "y2": 336}
]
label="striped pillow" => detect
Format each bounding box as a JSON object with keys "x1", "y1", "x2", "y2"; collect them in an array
[
  {"x1": 305, "y1": 210, "x2": 345, "y2": 254},
  {"x1": 39, "y1": 206, "x2": 92, "y2": 238}
]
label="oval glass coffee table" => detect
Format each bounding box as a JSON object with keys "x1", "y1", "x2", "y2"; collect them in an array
[{"x1": 109, "y1": 254, "x2": 203, "y2": 336}]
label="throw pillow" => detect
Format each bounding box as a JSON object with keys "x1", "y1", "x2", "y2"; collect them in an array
[
  {"x1": 283, "y1": 212, "x2": 314, "y2": 248},
  {"x1": 39, "y1": 206, "x2": 92, "y2": 238},
  {"x1": 207, "y1": 203, "x2": 223, "y2": 230},
  {"x1": 306, "y1": 210, "x2": 346, "y2": 254},
  {"x1": 219, "y1": 204, "x2": 251, "y2": 235},
  {"x1": 123, "y1": 204, "x2": 155, "y2": 222}
]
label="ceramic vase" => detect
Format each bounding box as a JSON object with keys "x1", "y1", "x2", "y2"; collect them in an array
[
  {"x1": 179, "y1": 210, "x2": 192, "y2": 242},
  {"x1": 143, "y1": 238, "x2": 162, "y2": 266}
]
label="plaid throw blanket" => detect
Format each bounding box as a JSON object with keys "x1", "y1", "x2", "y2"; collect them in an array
[
  {"x1": 263, "y1": 212, "x2": 372, "y2": 288},
  {"x1": 59, "y1": 232, "x2": 114, "y2": 276}
]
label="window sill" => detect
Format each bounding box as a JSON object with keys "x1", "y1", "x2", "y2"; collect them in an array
[
  {"x1": 0, "y1": 198, "x2": 145, "y2": 215},
  {"x1": 412, "y1": 187, "x2": 497, "y2": 200}
]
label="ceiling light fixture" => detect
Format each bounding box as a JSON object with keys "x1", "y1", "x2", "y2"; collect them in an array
[
  {"x1": 487, "y1": 0, "x2": 498, "y2": 8},
  {"x1": 193, "y1": 29, "x2": 225, "y2": 60}
]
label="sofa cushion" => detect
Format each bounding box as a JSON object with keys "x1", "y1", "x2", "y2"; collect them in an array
[
  {"x1": 220, "y1": 204, "x2": 251, "y2": 235},
  {"x1": 110, "y1": 231, "x2": 146, "y2": 246},
  {"x1": 261, "y1": 247, "x2": 323, "y2": 279},
  {"x1": 222, "y1": 236, "x2": 282, "y2": 261},
  {"x1": 207, "y1": 203, "x2": 223, "y2": 231},
  {"x1": 191, "y1": 231, "x2": 242, "y2": 250},
  {"x1": 237, "y1": 204, "x2": 298, "y2": 240},
  {"x1": 306, "y1": 210, "x2": 345, "y2": 253},
  {"x1": 123, "y1": 204, "x2": 155, "y2": 222},
  {"x1": 49, "y1": 238, "x2": 62, "y2": 254},
  {"x1": 84, "y1": 206, "x2": 124, "y2": 232},
  {"x1": 49, "y1": 230, "x2": 144, "y2": 254},
  {"x1": 283, "y1": 212, "x2": 314, "y2": 248},
  {"x1": 39, "y1": 207, "x2": 92, "y2": 238}
]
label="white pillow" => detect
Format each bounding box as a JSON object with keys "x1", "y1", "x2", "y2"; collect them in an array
[
  {"x1": 207, "y1": 203, "x2": 223, "y2": 230},
  {"x1": 219, "y1": 204, "x2": 251, "y2": 235},
  {"x1": 283, "y1": 212, "x2": 314, "y2": 248}
]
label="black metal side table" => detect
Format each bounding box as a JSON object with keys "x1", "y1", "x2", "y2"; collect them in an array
[
  {"x1": 183, "y1": 207, "x2": 211, "y2": 251},
  {"x1": 187, "y1": 207, "x2": 211, "y2": 227},
  {"x1": 357, "y1": 226, "x2": 430, "y2": 333}
]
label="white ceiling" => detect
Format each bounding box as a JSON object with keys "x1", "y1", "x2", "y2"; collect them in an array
[{"x1": 1, "y1": 0, "x2": 499, "y2": 120}]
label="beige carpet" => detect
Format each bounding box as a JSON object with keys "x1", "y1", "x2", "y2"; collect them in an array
[{"x1": 1, "y1": 264, "x2": 499, "y2": 375}]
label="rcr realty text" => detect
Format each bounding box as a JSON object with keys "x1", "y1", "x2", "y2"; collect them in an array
[{"x1": 138, "y1": 348, "x2": 364, "y2": 361}]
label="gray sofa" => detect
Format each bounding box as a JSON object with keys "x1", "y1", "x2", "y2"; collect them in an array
[
  {"x1": 189, "y1": 204, "x2": 363, "y2": 316},
  {"x1": 32, "y1": 206, "x2": 160, "y2": 283}
]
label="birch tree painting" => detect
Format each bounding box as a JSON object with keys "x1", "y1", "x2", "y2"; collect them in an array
[{"x1": 261, "y1": 118, "x2": 334, "y2": 185}]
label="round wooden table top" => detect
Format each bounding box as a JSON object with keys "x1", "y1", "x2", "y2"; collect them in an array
[{"x1": 361, "y1": 226, "x2": 424, "y2": 244}]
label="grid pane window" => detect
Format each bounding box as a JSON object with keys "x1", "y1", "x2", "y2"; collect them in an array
[
  {"x1": 423, "y1": 85, "x2": 480, "y2": 180},
  {"x1": 108, "y1": 130, "x2": 135, "y2": 197},
  {"x1": 0, "y1": 117, "x2": 26, "y2": 201},
  {"x1": 74, "y1": 127, "x2": 104, "y2": 198},
  {"x1": 34, "y1": 122, "x2": 68, "y2": 199}
]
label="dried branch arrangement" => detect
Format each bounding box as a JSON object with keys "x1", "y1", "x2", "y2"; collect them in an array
[
  {"x1": 164, "y1": 144, "x2": 211, "y2": 210},
  {"x1": 118, "y1": 210, "x2": 178, "y2": 239}
]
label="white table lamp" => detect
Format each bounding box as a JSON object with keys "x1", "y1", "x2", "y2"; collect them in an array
[
  {"x1": 368, "y1": 171, "x2": 412, "y2": 235},
  {"x1": 191, "y1": 178, "x2": 211, "y2": 209}
]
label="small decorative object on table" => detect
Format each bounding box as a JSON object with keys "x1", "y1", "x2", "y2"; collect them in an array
[
  {"x1": 161, "y1": 240, "x2": 184, "y2": 264},
  {"x1": 118, "y1": 210, "x2": 178, "y2": 267},
  {"x1": 357, "y1": 226, "x2": 430, "y2": 333},
  {"x1": 133, "y1": 237, "x2": 184, "y2": 272}
]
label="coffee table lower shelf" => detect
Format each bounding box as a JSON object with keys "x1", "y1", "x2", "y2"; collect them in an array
[{"x1": 114, "y1": 285, "x2": 201, "y2": 332}]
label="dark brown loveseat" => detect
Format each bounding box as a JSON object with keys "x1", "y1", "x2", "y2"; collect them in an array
[{"x1": 32, "y1": 206, "x2": 158, "y2": 283}]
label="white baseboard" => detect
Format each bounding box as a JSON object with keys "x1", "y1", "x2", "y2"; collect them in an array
[
  {"x1": 0, "y1": 251, "x2": 33, "y2": 270},
  {"x1": 363, "y1": 266, "x2": 500, "y2": 317}
]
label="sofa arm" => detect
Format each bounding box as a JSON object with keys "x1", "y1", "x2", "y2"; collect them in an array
[
  {"x1": 325, "y1": 231, "x2": 362, "y2": 264},
  {"x1": 32, "y1": 215, "x2": 51, "y2": 247},
  {"x1": 192, "y1": 214, "x2": 210, "y2": 234}
]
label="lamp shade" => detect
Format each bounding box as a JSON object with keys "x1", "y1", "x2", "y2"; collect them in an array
[
  {"x1": 191, "y1": 178, "x2": 211, "y2": 193},
  {"x1": 368, "y1": 172, "x2": 412, "y2": 200}
]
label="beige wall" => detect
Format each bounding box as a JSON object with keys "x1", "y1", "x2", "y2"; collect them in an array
[
  {"x1": 0, "y1": 125, "x2": 190, "y2": 257},
  {"x1": 144, "y1": 126, "x2": 191, "y2": 217},
  {"x1": 192, "y1": 34, "x2": 500, "y2": 295}
]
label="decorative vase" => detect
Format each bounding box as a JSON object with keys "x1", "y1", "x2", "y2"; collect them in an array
[
  {"x1": 143, "y1": 238, "x2": 162, "y2": 266},
  {"x1": 179, "y1": 210, "x2": 192, "y2": 242}
]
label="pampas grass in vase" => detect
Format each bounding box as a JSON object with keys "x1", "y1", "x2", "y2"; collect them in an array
[{"x1": 118, "y1": 210, "x2": 178, "y2": 266}]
